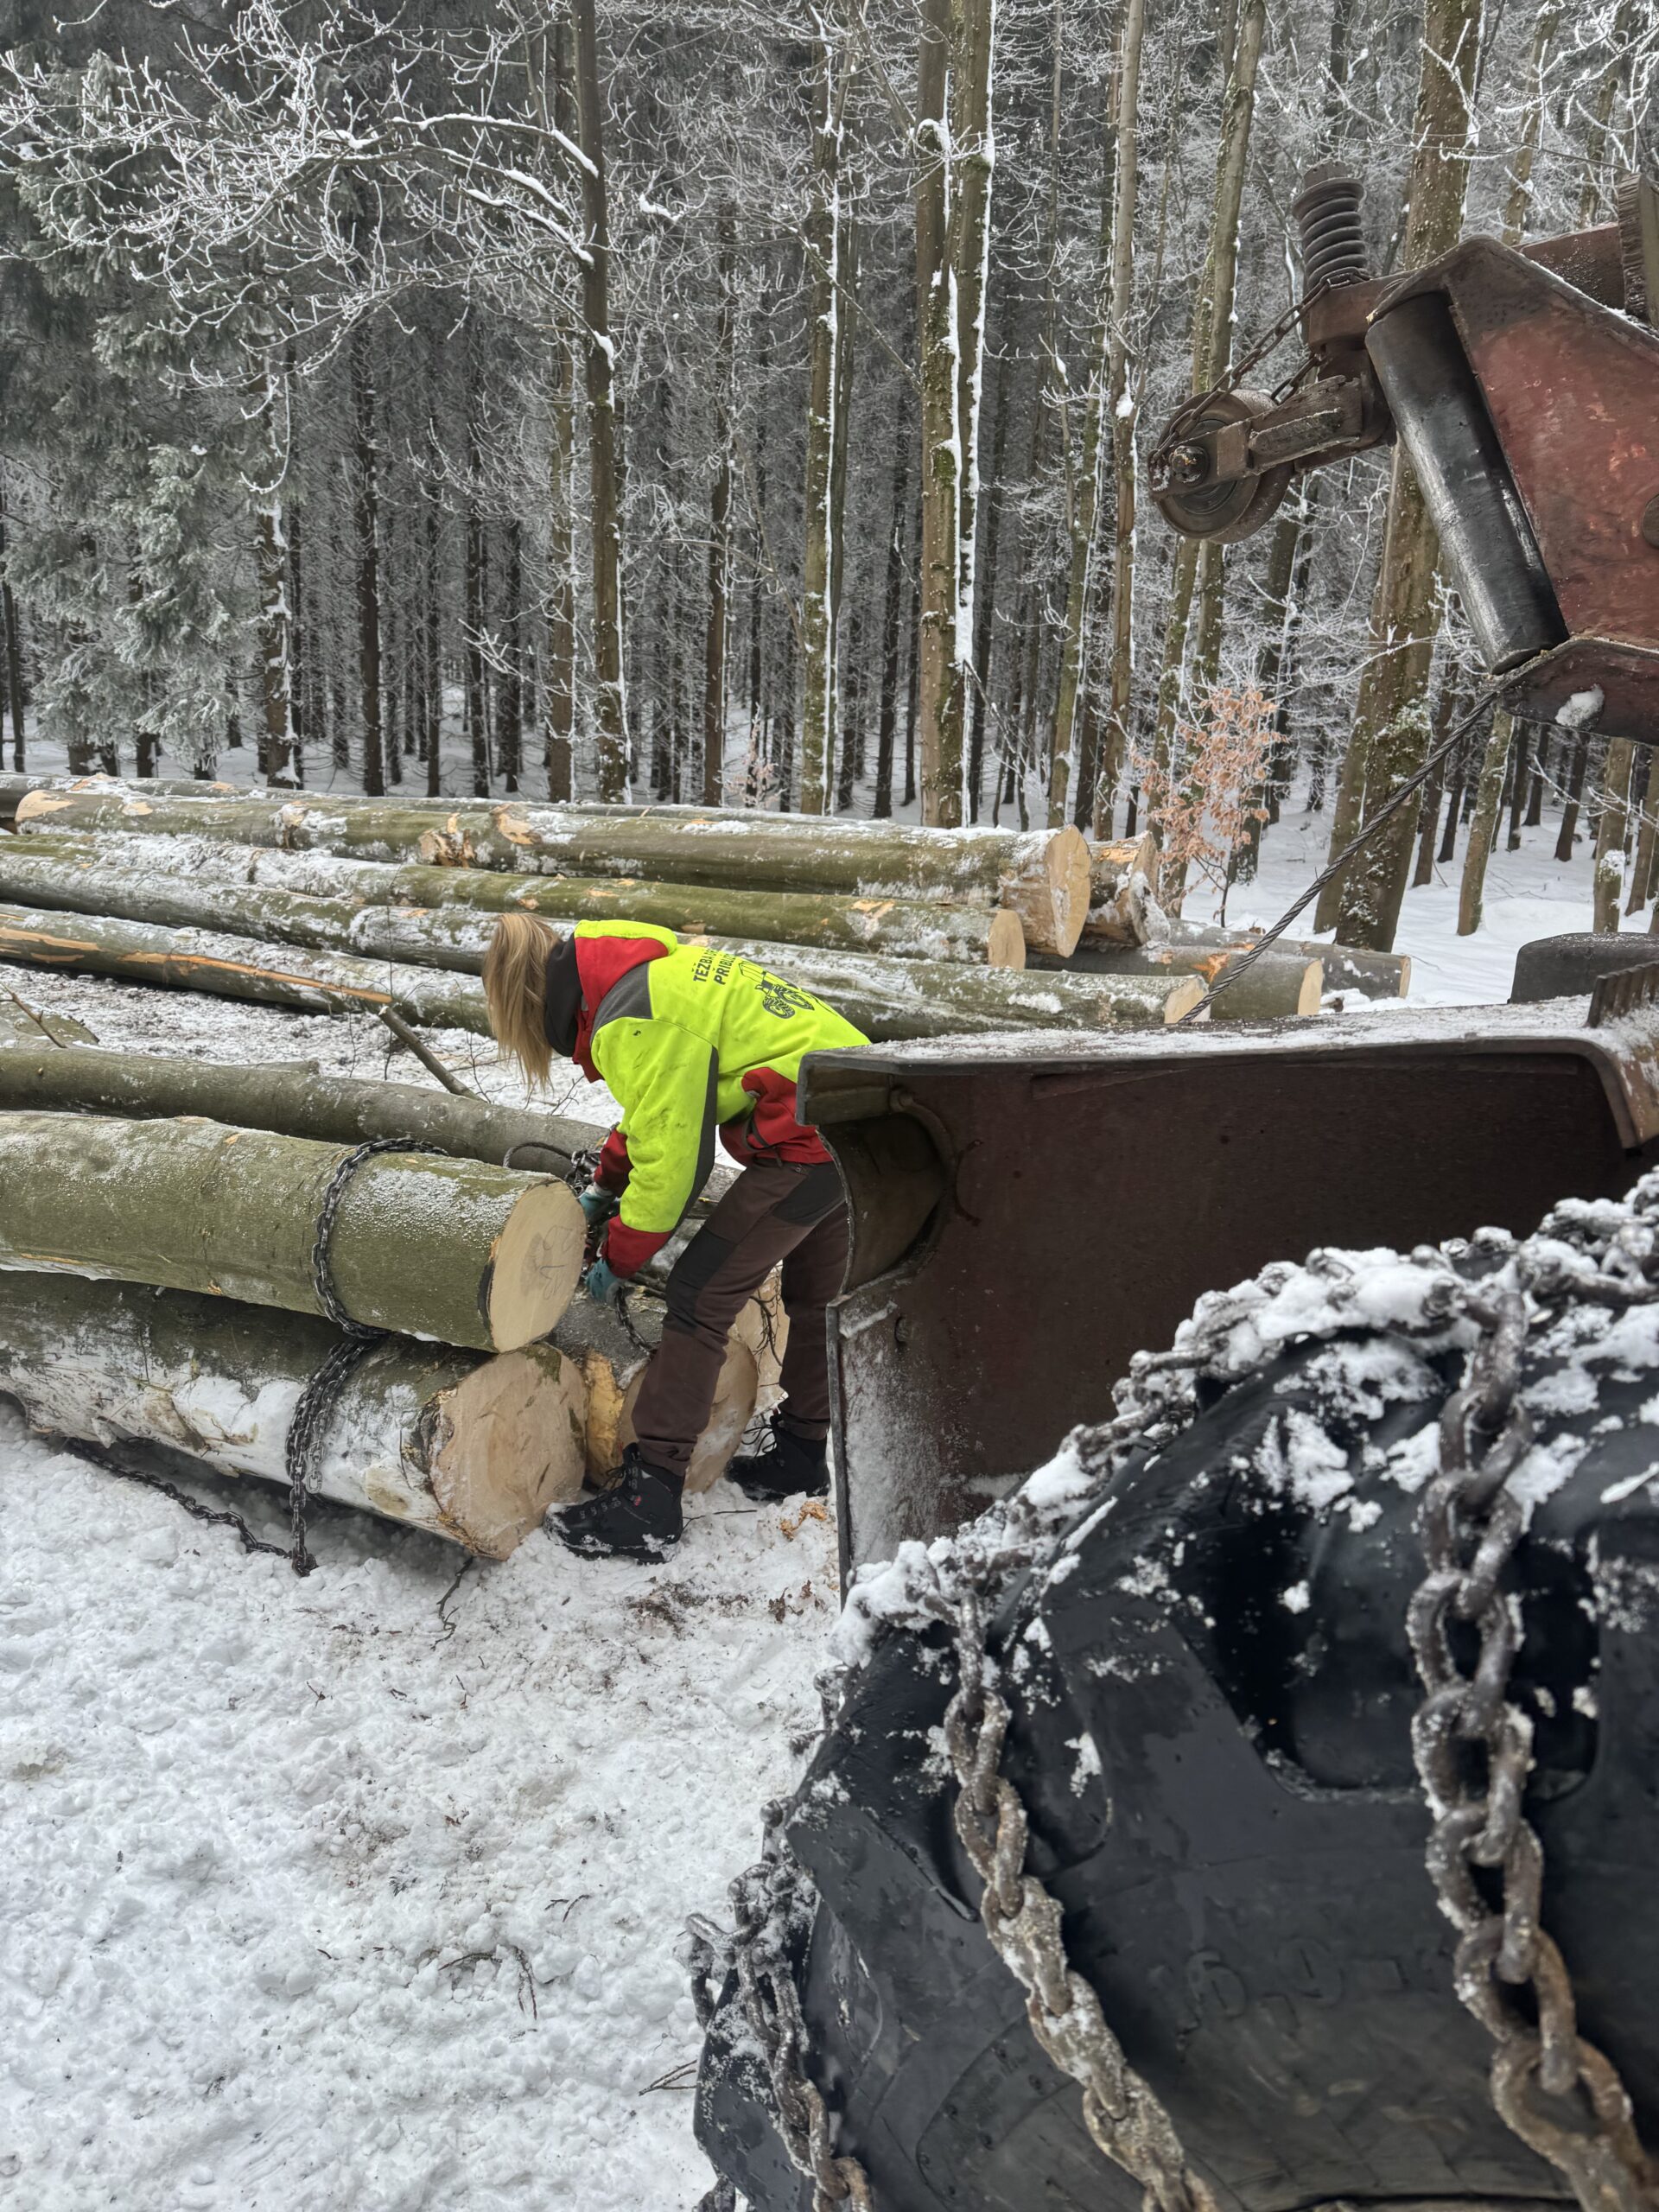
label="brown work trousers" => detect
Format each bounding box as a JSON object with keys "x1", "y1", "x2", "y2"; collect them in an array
[{"x1": 629, "y1": 1158, "x2": 850, "y2": 1481}]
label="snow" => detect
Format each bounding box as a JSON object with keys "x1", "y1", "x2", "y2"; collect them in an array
[{"x1": 1, "y1": 1395, "x2": 835, "y2": 2211}]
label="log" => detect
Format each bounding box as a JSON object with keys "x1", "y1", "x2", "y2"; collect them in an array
[
  {"x1": 0, "y1": 1271, "x2": 587, "y2": 1556},
  {"x1": 0, "y1": 772, "x2": 242, "y2": 827},
  {"x1": 0, "y1": 1109, "x2": 585, "y2": 1352},
  {"x1": 0, "y1": 831, "x2": 1027, "y2": 970},
  {"x1": 14, "y1": 788, "x2": 1092, "y2": 953},
  {"x1": 0, "y1": 897, "x2": 1186, "y2": 1042},
  {"x1": 1164, "y1": 920, "x2": 1411, "y2": 999},
  {"x1": 1079, "y1": 833, "x2": 1159, "y2": 946},
  {"x1": 550, "y1": 1287, "x2": 764, "y2": 1495},
  {"x1": 697, "y1": 938, "x2": 1208, "y2": 1033},
  {"x1": 1034, "y1": 942, "x2": 1324, "y2": 1021},
  {"x1": 0, "y1": 1043, "x2": 597, "y2": 1172},
  {"x1": 0, "y1": 899, "x2": 495, "y2": 1033}
]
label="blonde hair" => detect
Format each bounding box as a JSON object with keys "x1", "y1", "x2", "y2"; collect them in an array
[{"x1": 483, "y1": 912, "x2": 562, "y2": 1088}]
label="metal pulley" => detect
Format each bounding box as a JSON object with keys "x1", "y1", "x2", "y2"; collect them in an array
[{"x1": 1148, "y1": 387, "x2": 1292, "y2": 543}]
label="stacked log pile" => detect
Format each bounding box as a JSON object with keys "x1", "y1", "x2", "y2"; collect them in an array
[
  {"x1": 0, "y1": 1058, "x2": 772, "y2": 1557},
  {"x1": 0, "y1": 779, "x2": 1396, "y2": 1552},
  {"x1": 0, "y1": 785, "x2": 1310, "y2": 1031}
]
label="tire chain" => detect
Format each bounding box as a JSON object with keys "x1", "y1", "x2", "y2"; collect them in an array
[
  {"x1": 1408, "y1": 1280, "x2": 1658, "y2": 2212},
  {"x1": 691, "y1": 1191, "x2": 1659, "y2": 2212}
]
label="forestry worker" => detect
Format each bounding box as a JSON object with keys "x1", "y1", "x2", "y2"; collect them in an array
[{"x1": 484, "y1": 914, "x2": 868, "y2": 1560}]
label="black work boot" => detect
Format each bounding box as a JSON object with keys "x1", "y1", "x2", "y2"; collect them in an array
[
  {"x1": 555, "y1": 1447, "x2": 683, "y2": 1559},
  {"x1": 728, "y1": 1423, "x2": 830, "y2": 1503}
]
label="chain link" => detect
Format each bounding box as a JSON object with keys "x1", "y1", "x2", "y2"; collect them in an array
[
  {"x1": 1149, "y1": 282, "x2": 1325, "y2": 486},
  {"x1": 690, "y1": 1840, "x2": 874, "y2": 2211},
  {"x1": 1408, "y1": 1283, "x2": 1659, "y2": 2212}
]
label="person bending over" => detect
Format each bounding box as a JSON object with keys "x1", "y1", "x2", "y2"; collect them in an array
[{"x1": 484, "y1": 915, "x2": 868, "y2": 1560}]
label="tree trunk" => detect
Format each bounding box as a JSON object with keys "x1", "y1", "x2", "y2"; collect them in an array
[
  {"x1": 349, "y1": 327, "x2": 385, "y2": 798},
  {"x1": 914, "y1": 0, "x2": 995, "y2": 829},
  {"x1": 702, "y1": 215, "x2": 736, "y2": 807},
  {"x1": 0, "y1": 1274, "x2": 587, "y2": 1558},
  {"x1": 573, "y1": 0, "x2": 629, "y2": 800},
  {"x1": 1185, "y1": 0, "x2": 1267, "y2": 700},
  {"x1": 0, "y1": 1040, "x2": 598, "y2": 1172},
  {"x1": 1329, "y1": 0, "x2": 1484, "y2": 950},
  {"x1": 799, "y1": 35, "x2": 848, "y2": 818},
  {"x1": 1593, "y1": 739, "x2": 1635, "y2": 931},
  {"x1": 0, "y1": 832, "x2": 1029, "y2": 971},
  {"x1": 16, "y1": 788, "x2": 1093, "y2": 950},
  {"x1": 967, "y1": 349, "x2": 1008, "y2": 823},
  {"x1": 1555, "y1": 730, "x2": 1589, "y2": 860},
  {"x1": 1099, "y1": 13, "x2": 1166, "y2": 839},
  {"x1": 873, "y1": 411, "x2": 909, "y2": 822},
  {"x1": 0, "y1": 1109, "x2": 582, "y2": 1351},
  {"x1": 497, "y1": 520, "x2": 524, "y2": 793},
  {"x1": 1147, "y1": 0, "x2": 1265, "y2": 815},
  {"x1": 1457, "y1": 708, "x2": 1512, "y2": 935},
  {"x1": 251, "y1": 353, "x2": 297, "y2": 785}
]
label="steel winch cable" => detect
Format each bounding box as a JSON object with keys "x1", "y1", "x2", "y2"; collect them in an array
[{"x1": 1175, "y1": 667, "x2": 1532, "y2": 1027}]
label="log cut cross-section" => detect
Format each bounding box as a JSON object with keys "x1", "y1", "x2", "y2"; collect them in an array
[
  {"x1": 0, "y1": 1110, "x2": 586, "y2": 1351},
  {"x1": 550, "y1": 1290, "x2": 764, "y2": 1496},
  {"x1": 0, "y1": 1272, "x2": 588, "y2": 1557}
]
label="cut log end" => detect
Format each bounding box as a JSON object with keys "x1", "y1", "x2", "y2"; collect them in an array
[
  {"x1": 483, "y1": 1181, "x2": 588, "y2": 1351},
  {"x1": 1000, "y1": 824, "x2": 1091, "y2": 957},
  {"x1": 986, "y1": 908, "x2": 1027, "y2": 970},
  {"x1": 1163, "y1": 976, "x2": 1208, "y2": 1024},
  {"x1": 1293, "y1": 959, "x2": 1325, "y2": 1018},
  {"x1": 425, "y1": 1344, "x2": 589, "y2": 1556}
]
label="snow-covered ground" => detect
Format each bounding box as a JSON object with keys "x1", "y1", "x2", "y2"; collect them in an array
[{"x1": 0, "y1": 744, "x2": 1643, "y2": 2210}]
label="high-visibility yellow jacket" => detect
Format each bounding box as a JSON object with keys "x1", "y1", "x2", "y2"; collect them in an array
[{"x1": 563, "y1": 921, "x2": 867, "y2": 1275}]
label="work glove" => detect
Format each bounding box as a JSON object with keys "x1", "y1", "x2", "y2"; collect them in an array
[
  {"x1": 582, "y1": 1255, "x2": 626, "y2": 1309},
  {"x1": 577, "y1": 1182, "x2": 620, "y2": 1231}
]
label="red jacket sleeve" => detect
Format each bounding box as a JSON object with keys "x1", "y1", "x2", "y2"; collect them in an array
[{"x1": 595, "y1": 1128, "x2": 632, "y2": 1193}]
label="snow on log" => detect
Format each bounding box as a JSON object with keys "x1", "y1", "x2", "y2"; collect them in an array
[
  {"x1": 0, "y1": 1272, "x2": 586, "y2": 1556},
  {"x1": 1038, "y1": 943, "x2": 1324, "y2": 1020},
  {"x1": 0, "y1": 1110, "x2": 586, "y2": 1353},
  {"x1": 13, "y1": 789, "x2": 1091, "y2": 954},
  {"x1": 550, "y1": 1290, "x2": 763, "y2": 1496},
  {"x1": 0, "y1": 899, "x2": 494, "y2": 1033},
  {"x1": 0, "y1": 832, "x2": 1027, "y2": 971},
  {"x1": 0, "y1": 1044, "x2": 596, "y2": 1172}
]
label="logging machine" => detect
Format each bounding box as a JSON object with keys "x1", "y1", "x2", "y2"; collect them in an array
[{"x1": 695, "y1": 167, "x2": 1659, "y2": 2212}]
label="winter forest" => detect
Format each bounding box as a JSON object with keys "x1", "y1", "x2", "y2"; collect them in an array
[{"x1": 2, "y1": 0, "x2": 1656, "y2": 957}]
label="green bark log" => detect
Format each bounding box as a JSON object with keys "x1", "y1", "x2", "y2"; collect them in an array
[
  {"x1": 1031, "y1": 943, "x2": 1323, "y2": 1020},
  {"x1": 0, "y1": 1110, "x2": 585, "y2": 1352},
  {"x1": 0, "y1": 899, "x2": 494, "y2": 1033},
  {"x1": 700, "y1": 938, "x2": 1204, "y2": 1032},
  {"x1": 13, "y1": 789, "x2": 1091, "y2": 952},
  {"x1": 0, "y1": 832, "x2": 1027, "y2": 969},
  {"x1": 0, "y1": 1045, "x2": 595, "y2": 1171},
  {"x1": 0, "y1": 1271, "x2": 588, "y2": 1556}
]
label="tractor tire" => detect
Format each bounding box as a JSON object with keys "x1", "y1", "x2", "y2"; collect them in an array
[{"x1": 696, "y1": 1224, "x2": 1659, "y2": 2212}]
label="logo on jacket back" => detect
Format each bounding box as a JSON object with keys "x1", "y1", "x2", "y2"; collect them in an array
[{"x1": 756, "y1": 974, "x2": 816, "y2": 1020}]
